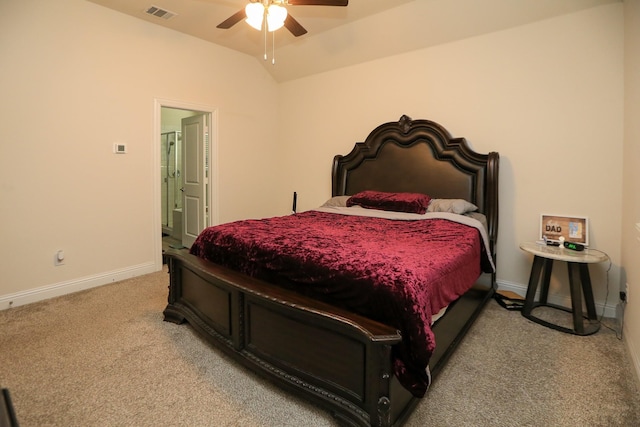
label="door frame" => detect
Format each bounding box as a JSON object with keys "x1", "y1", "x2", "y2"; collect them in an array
[{"x1": 153, "y1": 98, "x2": 219, "y2": 269}]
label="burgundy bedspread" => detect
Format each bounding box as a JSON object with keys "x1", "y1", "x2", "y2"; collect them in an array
[{"x1": 190, "y1": 210, "x2": 487, "y2": 397}]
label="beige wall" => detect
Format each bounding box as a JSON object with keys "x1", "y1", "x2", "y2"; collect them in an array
[
  {"x1": 623, "y1": 0, "x2": 640, "y2": 378},
  {"x1": 279, "y1": 4, "x2": 624, "y2": 311},
  {"x1": 0, "y1": 0, "x2": 283, "y2": 304}
]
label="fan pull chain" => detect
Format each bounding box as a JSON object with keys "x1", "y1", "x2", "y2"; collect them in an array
[
  {"x1": 272, "y1": 30, "x2": 276, "y2": 65},
  {"x1": 263, "y1": 17, "x2": 267, "y2": 61}
]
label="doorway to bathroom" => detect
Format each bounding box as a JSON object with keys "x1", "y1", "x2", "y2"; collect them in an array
[{"x1": 155, "y1": 99, "x2": 217, "y2": 264}]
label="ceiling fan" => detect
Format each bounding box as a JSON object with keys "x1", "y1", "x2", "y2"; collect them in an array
[{"x1": 216, "y1": 0, "x2": 349, "y2": 37}]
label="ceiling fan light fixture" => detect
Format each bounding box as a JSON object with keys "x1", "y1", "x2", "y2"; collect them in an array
[
  {"x1": 266, "y1": 4, "x2": 288, "y2": 32},
  {"x1": 245, "y1": 2, "x2": 265, "y2": 31},
  {"x1": 219, "y1": 0, "x2": 346, "y2": 37}
]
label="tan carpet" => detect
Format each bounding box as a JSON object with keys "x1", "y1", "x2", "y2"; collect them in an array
[{"x1": 0, "y1": 268, "x2": 638, "y2": 426}]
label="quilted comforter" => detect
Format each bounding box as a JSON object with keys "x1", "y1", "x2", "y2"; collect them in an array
[{"x1": 190, "y1": 207, "x2": 493, "y2": 397}]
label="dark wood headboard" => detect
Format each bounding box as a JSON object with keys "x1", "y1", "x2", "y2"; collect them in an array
[{"x1": 332, "y1": 115, "x2": 499, "y2": 254}]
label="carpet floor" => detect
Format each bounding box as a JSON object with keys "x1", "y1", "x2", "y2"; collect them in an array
[{"x1": 0, "y1": 268, "x2": 638, "y2": 426}]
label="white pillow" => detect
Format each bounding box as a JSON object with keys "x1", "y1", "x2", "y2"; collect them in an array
[
  {"x1": 320, "y1": 195, "x2": 350, "y2": 208},
  {"x1": 427, "y1": 199, "x2": 478, "y2": 214}
]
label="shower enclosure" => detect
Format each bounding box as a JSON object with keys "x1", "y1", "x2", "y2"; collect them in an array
[{"x1": 161, "y1": 131, "x2": 182, "y2": 235}]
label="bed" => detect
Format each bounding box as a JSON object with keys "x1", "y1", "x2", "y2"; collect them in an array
[{"x1": 163, "y1": 115, "x2": 499, "y2": 427}]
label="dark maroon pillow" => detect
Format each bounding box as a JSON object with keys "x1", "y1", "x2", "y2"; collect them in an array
[{"x1": 346, "y1": 191, "x2": 432, "y2": 214}]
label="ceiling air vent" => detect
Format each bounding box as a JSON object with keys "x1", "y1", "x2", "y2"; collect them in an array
[{"x1": 145, "y1": 5, "x2": 177, "y2": 20}]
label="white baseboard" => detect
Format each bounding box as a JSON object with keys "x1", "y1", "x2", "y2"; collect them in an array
[
  {"x1": 496, "y1": 279, "x2": 618, "y2": 319},
  {"x1": 0, "y1": 262, "x2": 161, "y2": 311},
  {"x1": 623, "y1": 321, "x2": 640, "y2": 385}
]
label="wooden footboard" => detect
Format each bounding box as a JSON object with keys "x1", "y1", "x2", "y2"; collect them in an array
[
  {"x1": 163, "y1": 251, "x2": 493, "y2": 427},
  {"x1": 164, "y1": 251, "x2": 406, "y2": 426}
]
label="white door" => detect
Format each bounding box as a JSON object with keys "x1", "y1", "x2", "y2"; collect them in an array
[{"x1": 181, "y1": 114, "x2": 208, "y2": 248}]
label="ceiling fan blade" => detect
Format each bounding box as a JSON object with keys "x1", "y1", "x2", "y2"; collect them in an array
[
  {"x1": 287, "y1": 0, "x2": 348, "y2": 6},
  {"x1": 284, "y1": 14, "x2": 308, "y2": 37},
  {"x1": 216, "y1": 9, "x2": 246, "y2": 29}
]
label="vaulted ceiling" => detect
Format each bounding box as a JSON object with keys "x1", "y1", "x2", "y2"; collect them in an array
[{"x1": 86, "y1": 0, "x2": 619, "y2": 82}]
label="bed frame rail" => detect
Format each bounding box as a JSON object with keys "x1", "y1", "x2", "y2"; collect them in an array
[{"x1": 164, "y1": 252, "x2": 416, "y2": 426}]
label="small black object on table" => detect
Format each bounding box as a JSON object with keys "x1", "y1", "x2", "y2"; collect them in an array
[{"x1": 519, "y1": 242, "x2": 608, "y2": 336}]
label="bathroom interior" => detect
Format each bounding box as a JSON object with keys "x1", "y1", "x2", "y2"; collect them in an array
[
  {"x1": 161, "y1": 129, "x2": 182, "y2": 240},
  {"x1": 161, "y1": 107, "x2": 205, "y2": 248}
]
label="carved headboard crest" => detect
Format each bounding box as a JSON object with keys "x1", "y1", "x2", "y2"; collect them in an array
[{"x1": 398, "y1": 114, "x2": 413, "y2": 134}]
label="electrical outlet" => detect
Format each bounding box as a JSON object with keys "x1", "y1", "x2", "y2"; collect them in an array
[
  {"x1": 54, "y1": 250, "x2": 65, "y2": 266},
  {"x1": 627, "y1": 283, "x2": 630, "y2": 303},
  {"x1": 620, "y1": 282, "x2": 629, "y2": 303}
]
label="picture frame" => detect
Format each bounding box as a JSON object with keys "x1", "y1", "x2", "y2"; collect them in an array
[{"x1": 540, "y1": 214, "x2": 589, "y2": 246}]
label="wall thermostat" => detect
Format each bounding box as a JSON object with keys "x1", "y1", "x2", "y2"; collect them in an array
[{"x1": 114, "y1": 143, "x2": 127, "y2": 154}]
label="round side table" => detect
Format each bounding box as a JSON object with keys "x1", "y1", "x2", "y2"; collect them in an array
[{"x1": 519, "y1": 242, "x2": 608, "y2": 336}]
